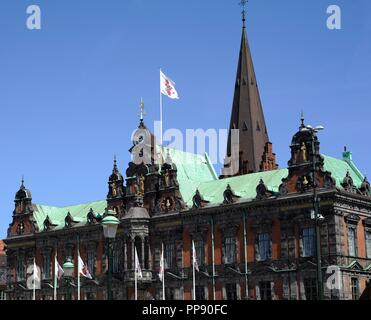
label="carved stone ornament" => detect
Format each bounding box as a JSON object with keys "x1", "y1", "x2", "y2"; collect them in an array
[
  {"x1": 223, "y1": 184, "x2": 240, "y2": 204},
  {"x1": 256, "y1": 179, "x2": 274, "y2": 200},
  {"x1": 324, "y1": 172, "x2": 336, "y2": 189},
  {"x1": 192, "y1": 190, "x2": 209, "y2": 209},
  {"x1": 360, "y1": 177, "x2": 371, "y2": 196},
  {"x1": 87, "y1": 208, "x2": 95, "y2": 224},
  {"x1": 296, "y1": 175, "x2": 312, "y2": 193},
  {"x1": 341, "y1": 171, "x2": 355, "y2": 193},
  {"x1": 278, "y1": 178, "x2": 288, "y2": 196},
  {"x1": 16, "y1": 221, "x2": 25, "y2": 235}
]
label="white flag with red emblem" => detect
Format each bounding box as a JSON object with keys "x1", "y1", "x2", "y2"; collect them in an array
[
  {"x1": 135, "y1": 247, "x2": 143, "y2": 279},
  {"x1": 159, "y1": 246, "x2": 165, "y2": 282},
  {"x1": 78, "y1": 255, "x2": 92, "y2": 279},
  {"x1": 54, "y1": 254, "x2": 64, "y2": 280},
  {"x1": 160, "y1": 70, "x2": 179, "y2": 100},
  {"x1": 192, "y1": 240, "x2": 199, "y2": 272}
]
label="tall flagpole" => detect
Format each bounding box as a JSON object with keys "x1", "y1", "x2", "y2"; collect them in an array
[
  {"x1": 77, "y1": 235, "x2": 80, "y2": 301},
  {"x1": 54, "y1": 250, "x2": 57, "y2": 300},
  {"x1": 162, "y1": 243, "x2": 165, "y2": 301},
  {"x1": 192, "y1": 240, "x2": 196, "y2": 301},
  {"x1": 134, "y1": 248, "x2": 138, "y2": 301},
  {"x1": 33, "y1": 257, "x2": 36, "y2": 301},
  {"x1": 160, "y1": 68, "x2": 163, "y2": 146}
]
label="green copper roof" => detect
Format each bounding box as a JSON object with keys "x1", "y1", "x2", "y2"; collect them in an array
[
  {"x1": 31, "y1": 148, "x2": 365, "y2": 232},
  {"x1": 188, "y1": 168, "x2": 288, "y2": 207},
  {"x1": 33, "y1": 200, "x2": 107, "y2": 231},
  {"x1": 323, "y1": 155, "x2": 364, "y2": 188},
  {"x1": 158, "y1": 146, "x2": 218, "y2": 206}
]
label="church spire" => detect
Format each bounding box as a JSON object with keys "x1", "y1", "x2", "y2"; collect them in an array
[{"x1": 222, "y1": 3, "x2": 277, "y2": 177}]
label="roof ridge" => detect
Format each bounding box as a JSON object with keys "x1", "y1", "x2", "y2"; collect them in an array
[{"x1": 35, "y1": 199, "x2": 106, "y2": 210}]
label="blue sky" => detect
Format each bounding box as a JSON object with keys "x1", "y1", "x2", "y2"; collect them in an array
[{"x1": 0, "y1": 0, "x2": 370, "y2": 239}]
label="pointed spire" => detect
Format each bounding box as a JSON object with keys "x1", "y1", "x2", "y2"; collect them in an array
[
  {"x1": 223, "y1": 5, "x2": 275, "y2": 176},
  {"x1": 21, "y1": 175, "x2": 25, "y2": 188}
]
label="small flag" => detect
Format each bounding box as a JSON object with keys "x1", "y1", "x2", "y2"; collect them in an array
[
  {"x1": 135, "y1": 248, "x2": 143, "y2": 279},
  {"x1": 27, "y1": 260, "x2": 41, "y2": 290},
  {"x1": 55, "y1": 255, "x2": 64, "y2": 280},
  {"x1": 192, "y1": 241, "x2": 199, "y2": 272},
  {"x1": 159, "y1": 247, "x2": 165, "y2": 282},
  {"x1": 78, "y1": 255, "x2": 93, "y2": 279},
  {"x1": 160, "y1": 70, "x2": 179, "y2": 100}
]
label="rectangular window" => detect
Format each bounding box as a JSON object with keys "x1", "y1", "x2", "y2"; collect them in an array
[
  {"x1": 304, "y1": 278, "x2": 317, "y2": 300},
  {"x1": 351, "y1": 278, "x2": 359, "y2": 300},
  {"x1": 42, "y1": 254, "x2": 51, "y2": 280},
  {"x1": 16, "y1": 258, "x2": 25, "y2": 281},
  {"x1": 348, "y1": 227, "x2": 357, "y2": 257},
  {"x1": 259, "y1": 281, "x2": 272, "y2": 301},
  {"x1": 195, "y1": 286, "x2": 205, "y2": 300},
  {"x1": 194, "y1": 240, "x2": 204, "y2": 266},
  {"x1": 165, "y1": 243, "x2": 175, "y2": 269},
  {"x1": 112, "y1": 246, "x2": 120, "y2": 274},
  {"x1": 302, "y1": 227, "x2": 315, "y2": 257},
  {"x1": 365, "y1": 230, "x2": 371, "y2": 259},
  {"x1": 87, "y1": 251, "x2": 96, "y2": 277},
  {"x1": 224, "y1": 237, "x2": 236, "y2": 264},
  {"x1": 258, "y1": 233, "x2": 271, "y2": 261},
  {"x1": 226, "y1": 283, "x2": 238, "y2": 300}
]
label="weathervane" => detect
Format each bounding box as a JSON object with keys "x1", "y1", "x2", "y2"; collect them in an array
[
  {"x1": 139, "y1": 98, "x2": 146, "y2": 122},
  {"x1": 239, "y1": 0, "x2": 248, "y2": 28}
]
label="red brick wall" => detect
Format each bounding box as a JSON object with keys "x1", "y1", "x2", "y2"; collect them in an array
[
  {"x1": 237, "y1": 223, "x2": 244, "y2": 264},
  {"x1": 247, "y1": 221, "x2": 255, "y2": 262},
  {"x1": 183, "y1": 228, "x2": 191, "y2": 268},
  {"x1": 214, "y1": 225, "x2": 222, "y2": 265},
  {"x1": 272, "y1": 219, "x2": 281, "y2": 260},
  {"x1": 358, "y1": 219, "x2": 366, "y2": 258}
]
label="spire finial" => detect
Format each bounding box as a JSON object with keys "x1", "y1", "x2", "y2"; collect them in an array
[
  {"x1": 113, "y1": 154, "x2": 119, "y2": 173},
  {"x1": 239, "y1": 0, "x2": 248, "y2": 28},
  {"x1": 21, "y1": 175, "x2": 24, "y2": 187},
  {"x1": 139, "y1": 98, "x2": 146, "y2": 122},
  {"x1": 300, "y1": 111, "x2": 305, "y2": 128}
]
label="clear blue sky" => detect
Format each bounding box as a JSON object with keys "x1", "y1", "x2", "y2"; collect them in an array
[{"x1": 1, "y1": 0, "x2": 370, "y2": 239}]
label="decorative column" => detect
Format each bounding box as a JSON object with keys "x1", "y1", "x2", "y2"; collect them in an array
[
  {"x1": 141, "y1": 236, "x2": 145, "y2": 267},
  {"x1": 123, "y1": 238, "x2": 128, "y2": 270},
  {"x1": 131, "y1": 238, "x2": 135, "y2": 269}
]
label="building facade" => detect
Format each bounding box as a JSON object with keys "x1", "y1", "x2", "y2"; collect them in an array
[
  {"x1": 3, "y1": 16, "x2": 371, "y2": 301},
  {"x1": 0, "y1": 241, "x2": 6, "y2": 300}
]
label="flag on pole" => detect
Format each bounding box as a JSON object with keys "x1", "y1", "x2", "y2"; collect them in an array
[
  {"x1": 135, "y1": 247, "x2": 143, "y2": 279},
  {"x1": 54, "y1": 255, "x2": 64, "y2": 280},
  {"x1": 78, "y1": 255, "x2": 93, "y2": 279},
  {"x1": 27, "y1": 259, "x2": 41, "y2": 290},
  {"x1": 159, "y1": 246, "x2": 165, "y2": 282},
  {"x1": 160, "y1": 70, "x2": 179, "y2": 99},
  {"x1": 192, "y1": 241, "x2": 199, "y2": 272}
]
